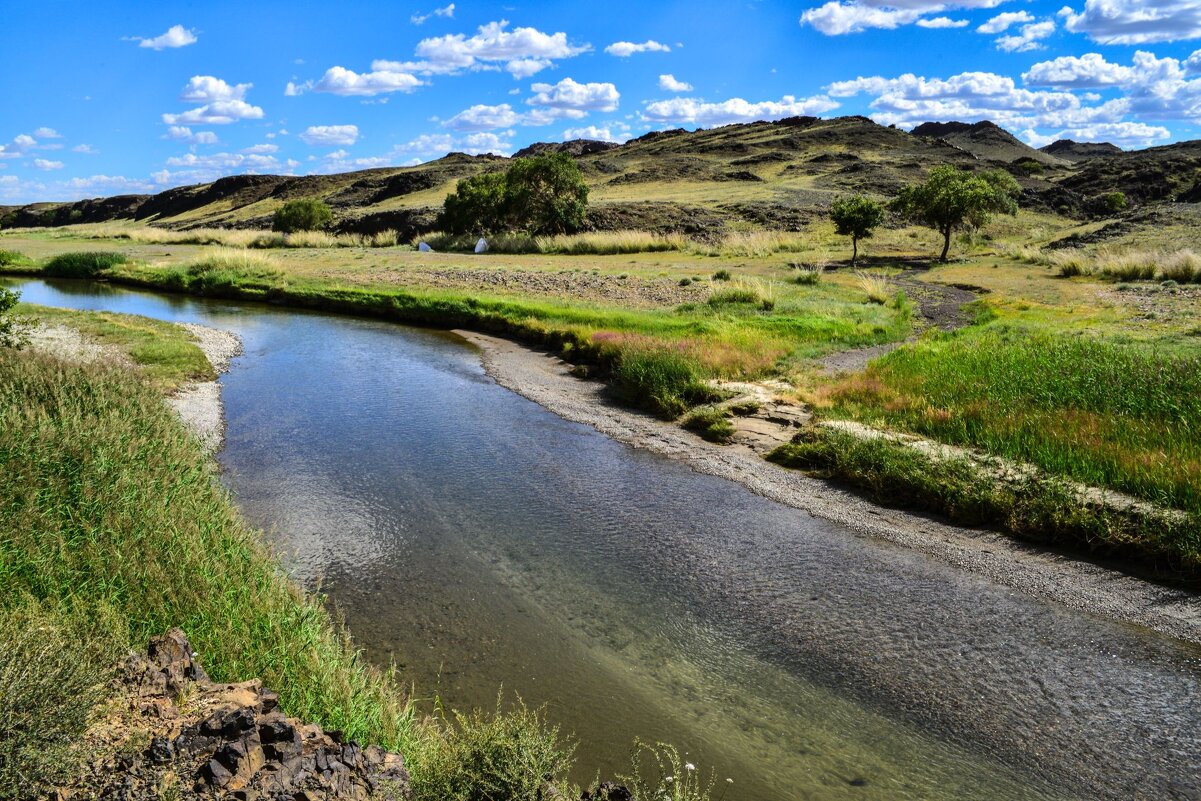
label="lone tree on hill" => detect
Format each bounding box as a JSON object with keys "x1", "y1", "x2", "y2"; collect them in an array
[
  {"x1": 439, "y1": 152, "x2": 589, "y2": 236},
  {"x1": 891, "y1": 166, "x2": 1020, "y2": 262},
  {"x1": 829, "y1": 195, "x2": 884, "y2": 266},
  {"x1": 273, "y1": 198, "x2": 333, "y2": 233}
]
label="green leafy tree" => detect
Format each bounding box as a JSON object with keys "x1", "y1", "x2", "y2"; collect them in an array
[
  {"x1": 438, "y1": 172, "x2": 509, "y2": 235},
  {"x1": 272, "y1": 198, "x2": 333, "y2": 233},
  {"x1": 829, "y1": 195, "x2": 885, "y2": 266},
  {"x1": 0, "y1": 286, "x2": 26, "y2": 349},
  {"x1": 503, "y1": 152, "x2": 589, "y2": 235},
  {"x1": 891, "y1": 166, "x2": 1020, "y2": 262},
  {"x1": 438, "y1": 153, "x2": 589, "y2": 236}
]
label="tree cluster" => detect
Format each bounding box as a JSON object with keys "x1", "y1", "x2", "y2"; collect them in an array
[
  {"x1": 827, "y1": 165, "x2": 1021, "y2": 264},
  {"x1": 438, "y1": 153, "x2": 589, "y2": 236}
]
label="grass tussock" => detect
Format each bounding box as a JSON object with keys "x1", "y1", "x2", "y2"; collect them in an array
[
  {"x1": 592, "y1": 333, "x2": 721, "y2": 418},
  {"x1": 768, "y1": 428, "x2": 1198, "y2": 575},
  {"x1": 682, "y1": 406, "x2": 735, "y2": 443},
  {"x1": 408, "y1": 698, "x2": 575, "y2": 801},
  {"x1": 854, "y1": 271, "x2": 891, "y2": 304},
  {"x1": 0, "y1": 607, "x2": 108, "y2": 799},
  {"x1": 42, "y1": 251, "x2": 127, "y2": 278},
  {"x1": 0, "y1": 249, "x2": 27, "y2": 267},
  {"x1": 793, "y1": 263, "x2": 825, "y2": 285},
  {"x1": 707, "y1": 279, "x2": 777, "y2": 311},
  {"x1": 1021, "y1": 247, "x2": 1201, "y2": 283},
  {"x1": 160, "y1": 248, "x2": 285, "y2": 294}
]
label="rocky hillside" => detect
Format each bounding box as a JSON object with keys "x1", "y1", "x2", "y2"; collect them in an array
[
  {"x1": 911, "y1": 120, "x2": 1066, "y2": 166},
  {"x1": 1039, "y1": 139, "x2": 1123, "y2": 162},
  {"x1": 3, "y1": 116, "x2": 1197, "y2": 237}
]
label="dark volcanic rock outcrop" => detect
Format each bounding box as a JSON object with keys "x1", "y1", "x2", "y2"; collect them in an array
[{"x1": 60, "y1": 629, "x2": 410, "y2": 800}]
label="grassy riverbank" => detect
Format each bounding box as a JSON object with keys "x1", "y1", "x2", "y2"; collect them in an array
[
  {"x1": 2, "y1": 228, "x2": 1199, "y2": 577},
  {"x1": 0, "y1": 337, "x2": 584, "y2": 798}
]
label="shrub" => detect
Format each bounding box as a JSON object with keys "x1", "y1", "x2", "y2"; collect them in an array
[
  {"x1": 409, "y1": 699, "x2": 575, "y2": 801},
  {"x1": 0, "y1": 286, "x2": 25, "y2": 349},
  {"x1": 42, "y1": 251, "x2": 127, "y2": 278},
  {"x1": 0, "y1": 609, "x2": 107, "y2": 798},
  {"x1": 273, "y1": 199, "x2": 333, "y2": 233},
  {"x1": 682, "y1": 407, "x2": 735, "y2": 443},
  {"x1": 0, "y1": 250, "x2": 25, "y2": 266},
  {"x1": 712, "y1": 269, "x2": 732, "y2": 281}
]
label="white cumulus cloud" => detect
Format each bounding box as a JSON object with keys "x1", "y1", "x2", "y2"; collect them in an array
[
  {"x1": 995, "y1": 20, "x2": 1055, "y2": 52},
  {"x1": 411, "y1": 3, "x2": 455, "y2": 25},
  {"x1": 299, "y1": 125, "x2": 360, "y2": 146},
  {"x1": 801, "y1": 0, "x2": 1008, "y2": 35},
  {"x1": 1060, "y1": 0, "x2": 1201, "y2": 45},
  {"x1": 528, "y1": 78, "x2": 621, "y2": 116},
  {"x1": 659, "y1": 74, "x2": 694, "y2": 92},
  {"x1": 311, "y1": 65, "x2": 424, "y2": 96},
  {"x1": 132, "y1": 24, "x2": 198, "y2": 50},
  {"x1": 641, "y1": 94, "x2": 840, "y2": 126},
  {"x1": 562, "y1": 124, "x2": 633, "y2": 143},
  {"x1": 916, "y1": 17, "x2": 970, "y2": 27},
  {"x1": 604, "y1": 40, "x2": 671, "y2": 57},
  {"x1": 33, "y1": 158, "x2": 64, "y2": 170},
  {"x1": 162, "y1": 76, "x2": 263, "y2": 125},
  {"x1": 977, "y1": 10, "x2": 1033, "y2": 33},
  {"x1": 443, "y1": 103, "x2": 523, "y2": 131},
  {"x1": 166, "y1": 126, "x2": 219, "y2": 144}
]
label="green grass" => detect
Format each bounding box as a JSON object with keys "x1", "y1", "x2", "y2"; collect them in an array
[
  {"x1": 818, "y1": 323, "x2": 1201, "y2": 518},
  {"x1": 42, "y1": 251, "x2": 127, "y2": 278},
  {"x1": 682, "y1": 406, "x2": 735, "y2": 442},
  {"x1": 768, "y1": 427, "x2": 1199, "y2": 577},
  {"x1": 0, "y1": 250, "x2": 28, "y2": 267},
  {"x1": 20, "y1": 304, "x2": 214, "y2": 391}
]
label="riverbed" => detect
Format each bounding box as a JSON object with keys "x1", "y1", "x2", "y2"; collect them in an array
[{"x1": 8, "y1": 277, "x2": 1199, "y2": 801}]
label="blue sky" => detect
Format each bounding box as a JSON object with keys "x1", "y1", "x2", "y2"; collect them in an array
[{"x1": 2, "y1": 0, "x2": 1200, "y2": 203}]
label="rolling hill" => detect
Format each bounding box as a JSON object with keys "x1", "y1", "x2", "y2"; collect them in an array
[{"x1": 3, "y1": 115, "x2": 1198, "y2": 240}]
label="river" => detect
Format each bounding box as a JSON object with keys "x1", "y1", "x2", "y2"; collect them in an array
[{"x1": 8, "y1": 277, "x2": 1200, "y2": 801}]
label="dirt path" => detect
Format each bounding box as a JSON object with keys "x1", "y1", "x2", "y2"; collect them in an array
[
  {"x1": 818, "y1": 271, "x2": 982, "y2": 374},
  {"x1": 456, "y1": 329, "x2": 1201, "y2": 645}
]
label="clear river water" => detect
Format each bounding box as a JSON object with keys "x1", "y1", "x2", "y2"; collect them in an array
[{"x1": 8, "y1": 277, "x2": 1200, "y2": 801}]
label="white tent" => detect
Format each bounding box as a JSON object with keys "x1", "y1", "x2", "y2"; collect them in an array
[
  {"x1": 474, "y1": 237, "x2": 489, "y2": 254},
  {"x1": 418, "y1": 242, "x2": 433, "y2": 252}
]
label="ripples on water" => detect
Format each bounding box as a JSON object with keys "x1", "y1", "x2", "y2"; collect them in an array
[{"x1": 9, "y1": 278, "x2": 1201, "y2": 801}]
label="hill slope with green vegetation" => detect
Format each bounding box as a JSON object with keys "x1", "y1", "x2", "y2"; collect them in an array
[{"x1": 6, "y1": 115, "x2": 1198, "y2": 241}]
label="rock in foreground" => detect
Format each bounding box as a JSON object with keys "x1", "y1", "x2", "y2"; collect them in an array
[{"x1": 59, "y1": 629, "x2": 409, "y2": 800}]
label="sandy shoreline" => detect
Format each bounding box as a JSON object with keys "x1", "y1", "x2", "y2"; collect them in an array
[
  {"x1": 28, "y1": 320, "x2": 242, "y2": 453},
  {"x1": 166, "y1": 323, "x2": 243, "y2": 454},
  {"x1": 455, "y1": 329, "x2": 1201, "y2": 646}
]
